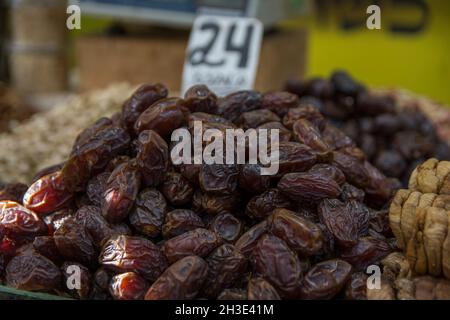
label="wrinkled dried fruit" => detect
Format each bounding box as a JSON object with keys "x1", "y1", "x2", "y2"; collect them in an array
[
  {"x1": 247, "y1": 277, "x2": 281, "y2": 300},
  {"x1": 99, "y1": 235, "x2": 167, "y2": 281},
  {"x1": 162, "y1": 209, "x2": 204, "y2": 239},
  {"x1": 109, "y1": 272, "x2": 148, "y2": 300},
  {"x1": 136, "y1": 130, "x2": 169, "y2": 187},
  {"x1": 299, "y1": 259, "x2": 352, "y2": 300},
  {"x1": 145, "y1": 256, "x2": 208, "y2": 300},
  {"x1": 162, "y1": 228, "x2": 221, "y2": 263},
  {"x1": 161, "y1": 172, "x2": 194, "y2": 206},
  {"x1": 129, "y1": 188, "x2": 167, "y2": 238},
  {"x1": 209, "y1": 213, "x2": 243, "y2": 243},
  {"x1": 250, "y1": 234, "x2": 302, "y2": 298},
  {"x1": 202, "y1": 244, "x2": 247, "y2": 297}
]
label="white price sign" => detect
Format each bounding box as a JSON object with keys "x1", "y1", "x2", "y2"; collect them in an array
[{"x1": 182, "y1": 15, "x2": 263, "y2": 96}]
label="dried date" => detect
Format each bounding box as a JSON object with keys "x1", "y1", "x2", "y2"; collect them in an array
[
  {"x1": 129, "y1": 188, "x2": 167, "y2": 238},
  {"x1": 161, "y1": 172, "x2": 193, "y2": 206},
  {"x1": 145, "y1": 256, "x2": 208, "y2": 300},
  {"x1": 162, "y1": 209, "x2": 204, "y2": 239},
  {"x1": 109, "y1": 272, "x2": 148, "y2": 300},
  {"x1": 247, "y1": 277, "x2": 281, "y2": 300},
  {"x1": 209, "y1": 213, "x2": 243, "y2": 243},
  {"x1": 136, "y1": 130, "x2": 169, "y2": 187},
  {"x1": 99, "y1": 235, "x2": 167, "y2": 281},
  {"x1": 162, "y1": 228, "x2": 221, "y2": 263}
]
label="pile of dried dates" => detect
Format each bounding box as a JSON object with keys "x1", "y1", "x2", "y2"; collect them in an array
[
  {"x1": 0, "y1": 83, "x2": 399, "y2": 300},
  {"x1": 285, "y1": 72, "x2": 450, "y2": 185},
  {"x1": 390, "y1": 158, "x2": 450, "y2": 279}
]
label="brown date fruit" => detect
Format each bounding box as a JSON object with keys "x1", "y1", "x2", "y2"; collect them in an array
[
  {"x1": 340, "y1": 183, "x2": 365, "y2": 203},
  {"x1": 261, "y1": 91, "x2": 299, "y2": 117},
  {"x1": 101, "y1": 161, "x2": 141, "y2": 223},
  {"x1": 331, "y1": 71, "x2": 363, "y2": 96},
  {"x1": 184, "y1": 85, "x2": 218, "y2": 114},
  {"x1": 62, "y1": 126, "x2": 131, "y2": 192},
  {"x1": 374, "y1": 150, "x2": 407, "y2": 179},
  {"x1": 293, "y1": 119, "x2": 330, "y2": 152},
  {"x1": 145, "y1": 256, "x2": 208, "y2": 300},
  {"x1": 192, "y1": 190, "x2": 240, "y2": 216},
  {"x1": 54, "y1": 217, "x2": 97, "y2": 266},
  {"x1": 86, "y1": 172, "x2": 110, "y2": 207},
  {"x1": 5, "y1": 250, "x2": 61, "y2": 291},
  {"x1": 276, "y1": 142, "x2": 331, "y2": 176},
  {"x1": 277, "y1": 171, "x2": 342, "y2": 203},
  {"x1": 310, "y1": 164, "x2": 346, "y2": 186},
  {"x1": 267, "y1": 209, "x2": 324, "y2": 256},
  {"x1": 121, "y1": 83, "x2": 168, "y2": 134},
  {"x1": 61, "y1": 261, "x2": 92, "y2": 299},
  {"x1": 0, "y1": 182, "x2": 28, "y2": 203},
  {"x1": 217, "y1": 288, "x2": 247, "y2": 300},
  {"x1": 162, "y1": 228, "x2": 221, "y2": 263},
  {"x1": 33, "y1": 236, "x2": 62, "y2": 265},
  {"x1": 0, "y1": 201, "x2": 47, "y2": 243},
  {"x1": 202, "y1": 244, "x2": 248, "y2": 298},
  {"x1": 99, "y1": 235, "x2": 167, "y2": 281},
  {"x1": 235, "y1": 220, "x2": 268, "y2": 256},
  {"x1": 344, "y1": 272, "x2": 368, "y2": 300},
  {"x1": 109, "y1": 272, "x2": 149, "y2": 300},
  {"x1": 129, "y1": 188, "x2": 167, "y2": 238},
  {"x1": 209, "y1": 213, "x2": 243, "y2": 243},
  {"x1": 162, "y1": 209, "x2": 204, "y2": 239},
  {"x1": 238, "y1": 164, "x2": 271, "y2": 195},
  {"x1": 134, "y1": 98, "x2": 188, "y2": 138},
  {"x1": 31, "y1": 163, "x2": 65, "y2": 184},
  {"x1": 340, "y1": 237, "x2": 392, "y2": 271},
  {"x1": 257, "y1": 121, "x2": 292, "y2": 142},
  {"x1": 247, "y1": 277, "x2": 281, "y2": 300},
  {"x1": 161, "y1": 172, "x2": 194, "y2": 206},
  {"x1": 299, "y1": 259, "x2": 352, "y2": 300},
  {"x1": 136, "y1": 130, "x2": 169, "y2": 187},
  {"x1": 250, "y1": 234, "x2": 302, "y2": 298},
  {"x1": 74, "y1": 206, "x2": 113, "y2": 246},
  {"x1": 246, "y1": 189, "x2": 292, "y2": 220},
  {"x1": 217, "y1": 90, "x2": 262, "y2": 122},
  {"x1": 44, "y1": 208, "x2": 73, "y2": 234},
  {"x1": 318, "y1": 199, "x2": 359, "y2": 249},
  {"x1": 177, "y1": 162, "x2": 201, "y2": 186},
  {"x1": 199, "y1": 164, "x2": 239, "y2": 195},
  {"x1": 23, "y1": 171, "x2": 73, "y2": 215},
  {"x1": 283, "y1": 106, "x2": 326, "y2": 131},
  {"x1": 235, "y1": 109, "x2": 280, "y2": 129},
  {"x1": 105, "y1": 155, "x2": 131, "y2": 173},
  {"x1": 333, "y1": 151, "x2": 370, "y2": 190},
  {"x1": 321, "y1": 123, "x2": 355, "y2": 150},
  {"x1": 72, "y1": 117, "x2": 113, "y2": 154}
]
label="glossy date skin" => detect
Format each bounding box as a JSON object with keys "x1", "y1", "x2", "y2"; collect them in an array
[
  {"x1": 162, "y1": 209, "x2": 204, "y2": 239},
  {"x1": 109, "y1": 272, "x2": 149, "y2": 300},
  {"x1": 267, "y1": 209, "x2": 324, "y2": 256},
  {"x1": 121, "y1": 83, "x2": 168, "y2": 134},
  {"x1": 23, "y1": 171, "x2": 73, "y2": 215},
  {"x1": 161, "y1": 172, "x2": 194, "y2": 206},
  {"x1": 99, "y1": 235, "x2": 167, "y2": 282},
  {"x1": 135, "y1": 130, "x2": 169, "y2": 187},
  {"x1": 184, "y1": 85, "x2": 218, "y2": 114},
  {"x1": 162, "y1": 228, "x2": 221, "y2": 264},
  {"x1": 129, "y1": 188, "x2": 167, "y2": 238},
  {"x1": 250, "y1": 234, "x2": 302, "y2": 298},
  {"x1": 209, "y1": 213, "x2": 243, "y2": 243},
  {"x1": 101, "y1": 161, "x2": 141, "y2": 223},
  {"x1": 5, "y1": 250, "x2": 61, "y2": 292},
  {"x1": 145, "y1": 256, "x2": 208, "y2": 300},
  {"x1": 247, "y1": 277, "x2": 281, "y2": 300},
  {"x1": 134, "y1": 98, "x2": 188, "y2": 138},
  {"x1": 62, "y1": 126, "x2": 131, "y2": 192},
  {"x1": 298, "y1": 259, "x2": 352, "y2": 300},
  {"x1": 202, "y1": 244, "x2": 248, "y2": 298},
  {"x1": 0, "y1": 201, "x2": 47, "y2": 243}
]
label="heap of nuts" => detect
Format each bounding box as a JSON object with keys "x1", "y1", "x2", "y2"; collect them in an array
[
  {"x1": 390, "y1": 159, "x2": 450, "y2": 280},
  {"x1": 285, "y1": 72, "x2": 450, "y2": 185},
  {"x1": 1, "y1": 83, "x2": 398, "y2": 300}
]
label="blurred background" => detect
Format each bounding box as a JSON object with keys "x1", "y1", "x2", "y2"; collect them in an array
[{"x1": 0, "y1": 0, "x2": 449, "y2": 113}]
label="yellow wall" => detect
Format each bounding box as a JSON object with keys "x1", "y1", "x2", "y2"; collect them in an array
[{"x1": 284, "y1": 0, "x2": 450, "y2": 105}]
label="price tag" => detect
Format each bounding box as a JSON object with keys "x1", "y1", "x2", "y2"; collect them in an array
[{"x1": 182, "y1": 15, "x2": 263, "y2": 96}]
